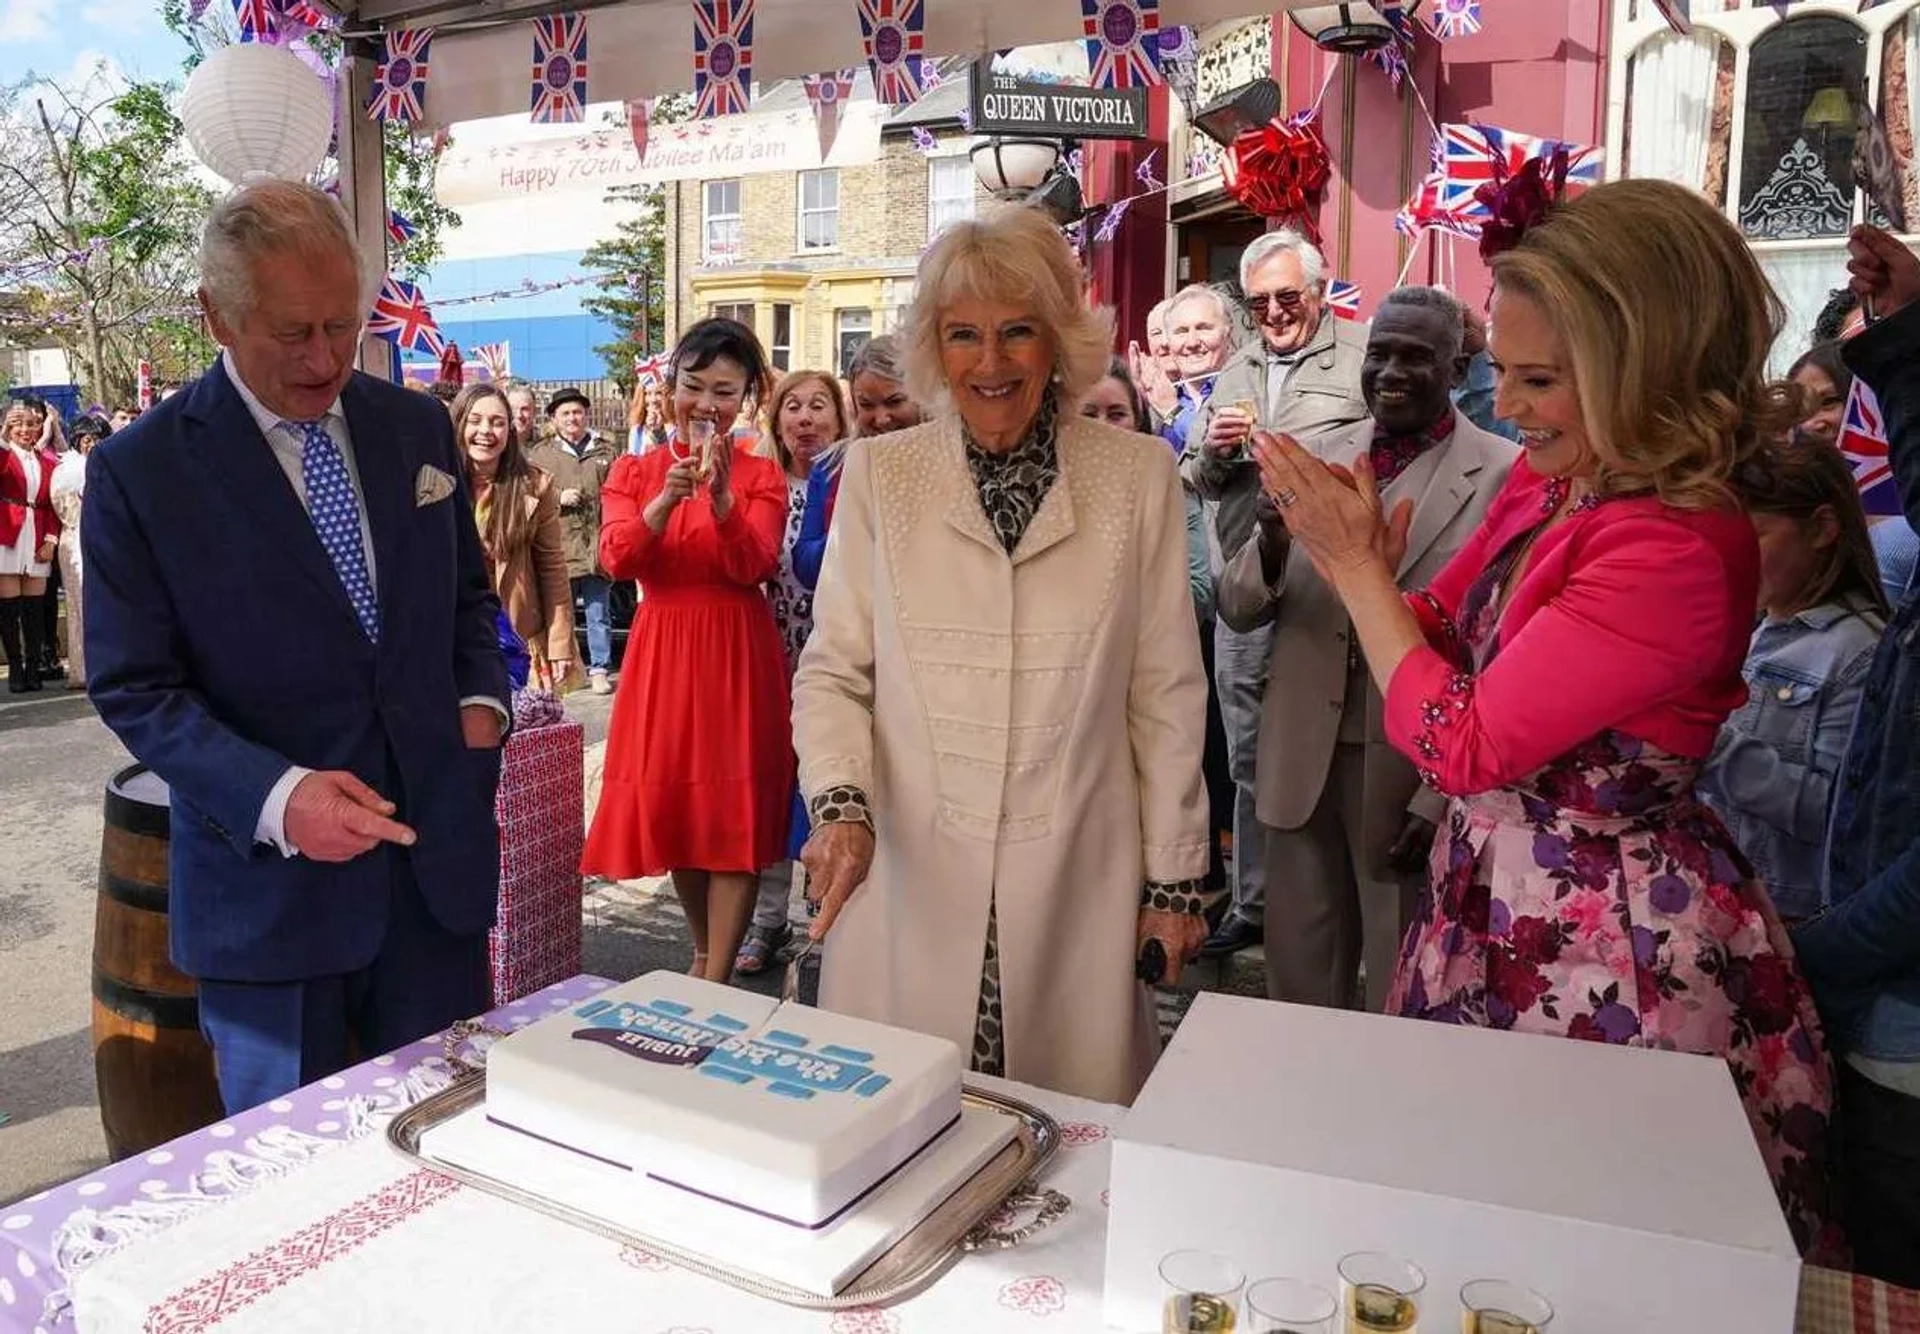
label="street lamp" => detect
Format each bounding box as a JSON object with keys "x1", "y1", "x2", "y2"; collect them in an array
[
  {"x1": 970, "y1": 136, "x2": 1084, "y2": 227},
  {"x1": 1288, "y1": 3, "x2": 1396, "y2": 54}
]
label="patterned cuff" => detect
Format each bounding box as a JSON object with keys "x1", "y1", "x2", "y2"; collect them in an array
[
  {"x1": 1141, "y1": 880, "x2": 1208, "y2": 917},
  {"x1": 1413, "y1": 670, "x2": 1475, "y2": 791},
  {"x1": 809, "y1": 784, "x2": 873, "y2": 832}
]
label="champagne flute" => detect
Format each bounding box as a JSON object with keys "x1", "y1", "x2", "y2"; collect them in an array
[
  {"x1": 687, "y1": 416, "x2": 717, "y2": 481},
  {"x1": 1458, "y1": 1281, "x2": 1553, "y2": 1334},
  {"x1": 1160, "y1": 1250, "x2": 1245, "y2": 1333},
  {"x1": 1338, "y1": 1253, "x2": 1424, "y2": 1333}
]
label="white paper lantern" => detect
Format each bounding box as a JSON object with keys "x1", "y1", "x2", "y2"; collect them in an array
[{"x1": 179, "y1": 42, "x2": 333, "y2": 187}]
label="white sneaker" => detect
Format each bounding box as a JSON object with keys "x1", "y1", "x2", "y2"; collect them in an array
[{"x1": 590, "y1": 670, "x2": 612, "y2": 695}]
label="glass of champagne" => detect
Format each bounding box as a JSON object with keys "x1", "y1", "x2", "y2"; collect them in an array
[
  {"x1": 1246, "y1": 1277, "x2": 1338, "y2": 1333},
  {"x1": 1338, "y1": 1252, "x2": 1425, "y2": 1333},
  {"x1": 1160, "y1": 1249, "x2": 1246, "y2": 1333},
  {"x1": 687, "y1": 416, "x2": 717, "y2": 481},
  {"x1": 1458, "y1": 1281, "x2": 1553, "y2": 1334}
]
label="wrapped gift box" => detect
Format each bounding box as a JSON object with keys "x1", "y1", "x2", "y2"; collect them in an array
[
  {"x1": 1104, "y1": 994, "x2": 1800, "y2": 1332},
  {"x1": 488, "y1": 718, "x2": 585, "y2": 1004}
]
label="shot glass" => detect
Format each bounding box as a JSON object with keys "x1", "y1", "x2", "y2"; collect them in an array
[
  {"x1": 1458, "y1": 1280, "x2": 1553, "y2": 1334},
  {"x1": 1246, "y1": 1276, "x2": 1338, "y2": 1333},
  {"x1": 1160, "y1": 1249, "x2": 1246, "y2": 1334},
  {"x1": 1337, "y1": 1252, "x2": 1425, "y2": 1333}
]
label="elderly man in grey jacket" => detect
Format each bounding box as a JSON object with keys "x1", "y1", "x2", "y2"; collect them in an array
[
  {"x1": 1188, "y1": 229, "x2": 1370, "y2": 958},
  {"x1": 1217, "y1": 287, "x2": 1516, "y2": 1009}
]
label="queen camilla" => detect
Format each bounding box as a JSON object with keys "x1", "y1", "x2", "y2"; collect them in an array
[{"x1": 792, "y1": 205, "x2": 1211, "y2": 1105}]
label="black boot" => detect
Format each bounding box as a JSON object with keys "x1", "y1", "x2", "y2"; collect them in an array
[
  {"x1": 0, "y1": 598, "x2": 24, "y2": 694},
  {"x1": 18, "y1": 594, "x2": 45, "y2": 691}
]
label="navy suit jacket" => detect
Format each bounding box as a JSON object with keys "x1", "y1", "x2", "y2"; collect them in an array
[{"x1": 83, "y1": 360, "x2": 509, "y2": 982}]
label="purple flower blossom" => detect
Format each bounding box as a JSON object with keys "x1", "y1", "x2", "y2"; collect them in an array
[{"x1": 1649, "y1": 874, "x2": 1692, "y2": 915}]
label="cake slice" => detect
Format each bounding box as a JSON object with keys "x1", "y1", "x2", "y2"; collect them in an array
[{"x1": 486, "y1": 973, "x2": 964, "y2": 1229}]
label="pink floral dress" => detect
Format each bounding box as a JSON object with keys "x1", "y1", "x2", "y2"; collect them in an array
[{"x1": 1387, "y1": 495, "x2": 1841, "y2": 1259}]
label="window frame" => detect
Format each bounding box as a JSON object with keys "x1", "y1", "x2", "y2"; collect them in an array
[
  {"x1": 927, "y1": 155, "x2": 977, "y2": 238},
  {"x1": 797, "y1": 168, "x2": 841, "y2": 252},
  {"x1": 771, "y1": 302, "x2": 794, "y2": 372},
  {"x1": 703, "y1": 178, "x2": 743, "y2": 263},
  {"x1": 835, "y1": 307, "x2": 874, "y2": 378}
]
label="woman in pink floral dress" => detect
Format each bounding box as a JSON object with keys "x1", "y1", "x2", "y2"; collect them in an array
[{"x1": 1250, "y1": 179, "x2": 1838, "y2": 1255}]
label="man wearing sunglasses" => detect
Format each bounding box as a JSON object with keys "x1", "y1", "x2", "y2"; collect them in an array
[{"x1": 1183, "y1": 228, "x2": 1369, "y2": 960}]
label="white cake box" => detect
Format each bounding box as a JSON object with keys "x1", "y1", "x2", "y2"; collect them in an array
[{"x1": 1104, "y1": 994, "x2": 1800, "y2": 1333}]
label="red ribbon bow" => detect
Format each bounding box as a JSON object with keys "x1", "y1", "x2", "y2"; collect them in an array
[
  {"x1": 1475, "y1": 146, "x2": 1570, "y2": 262},
  {"x1": 1222, "y1": 112, "x2": 1332, "y2": 243}
]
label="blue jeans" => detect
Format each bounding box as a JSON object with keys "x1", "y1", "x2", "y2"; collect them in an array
[{"x1": 575, "y1": 574, "x2": 611, "y2": 672}]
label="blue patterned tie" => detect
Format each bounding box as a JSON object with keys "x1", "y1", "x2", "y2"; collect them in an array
[{"x1": 287, "y1": 419, "x2": 379, "y2": 642}]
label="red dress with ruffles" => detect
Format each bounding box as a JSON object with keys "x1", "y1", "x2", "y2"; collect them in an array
[{"x1": 582, "y1": 442, "x2": 794, "y2": 877}]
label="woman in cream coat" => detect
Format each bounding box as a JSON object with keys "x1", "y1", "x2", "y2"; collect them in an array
[{"x1": 793, "y1": 206, "x2": 1211, "y2": 1105}]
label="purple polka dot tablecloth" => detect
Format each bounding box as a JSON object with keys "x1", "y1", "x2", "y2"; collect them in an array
[{"x1": 0, "y1": 974, "x2": 614, "y2": 1334}]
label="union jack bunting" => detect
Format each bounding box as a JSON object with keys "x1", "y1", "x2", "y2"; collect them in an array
[
  {"x1": 387, "y1": 209, "x2": 418, "y2": 246},
  {"x1": 802, "y1": 70, "x2": 856, "y2": 157},
  {"x1": 633, "y1": 351, "x2": 672, "y2": 384},
  {"x1": 1651, "y1": 0, "x2": 1691, "y2": 32},
  {"x1": 1327, "y1": 280, "x2": 1363, "y2": 319},
  {"x1": 1380, "y1": 0, "x2": 1418, "y2": 44},
  {"x1": 856, "y1": 0, "x2": 928, "y2": 106},
  {"x1": 1439, "y1": 122, "x2": 1601, "y2": 219},
  {"x1": 475, "y1": 342, "x2": 510, "y2": 378},
  {"x1": 692, "y1": 0, "x2": 755, "y2": 120},
  {"x1": 369, "y1": 28, "x2": 431, "y2": 123},
  {"x1": 367, "y1": 274, "x2": 446, "y2": 357},
  {"x1": 233, "y1": 0, "x2": 275, "y2": 41},
  {"x1": 276, "y1": 0, "x2": 333, "y2": 33},
  {"x1": 1426, "y1": 0, "x2": 1483, "y2": 40},
  {"x1": 1094, "y1": 196, "x2": 1132, "y2": 243},
  {"x1": 1839, "y1": 378, "x2": 1900, "y2": 516},
  {"x1": 1081, "y1": 0, "x2": 1161, "y2": 90},
  {"x1": 530, "y1": 14, "x2": 589, "y2": 124},
  {"x1": 1366, "y1": 1, "x2": 1415, "y2": 87}
]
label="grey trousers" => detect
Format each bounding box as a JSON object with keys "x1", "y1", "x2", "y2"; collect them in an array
[
  {"x1": 1262, "y1": 742, "x2": 1419, "y2": 1012},
  {"x1": 1213, "y1": 616, "x2": 1273, "y2": 927},
  {"x1": 751, "y1": 860, "x2": 792, "y2": 932}
]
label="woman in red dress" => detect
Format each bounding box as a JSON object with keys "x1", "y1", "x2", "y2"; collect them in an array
[{"x1": 584, "y1": 318, "x2": 793, "y2": 983}]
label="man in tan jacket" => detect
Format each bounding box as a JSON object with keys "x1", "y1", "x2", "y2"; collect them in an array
[
  {"x1": 1216, "y1": 287, "x2": 1516, "y2": 1010},
  {"x1": 527, "y1": 387, "x2": 619, "y2": 691}
]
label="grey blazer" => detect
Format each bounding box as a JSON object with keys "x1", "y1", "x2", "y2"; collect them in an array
[{"x1": 1216, "y1": 411, "x2": 1518, "y2": 834}]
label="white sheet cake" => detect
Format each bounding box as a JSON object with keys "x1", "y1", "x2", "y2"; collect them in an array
[{"x1": 485, "y1": 973, "x2": 964, "y2": 1229}]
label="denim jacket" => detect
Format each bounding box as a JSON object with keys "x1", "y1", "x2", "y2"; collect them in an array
[
  {"x1": 1698, "y1": 601, "x2": 1882, "y2": 920},
  {"x1": 1792, "y1": 302, "x2": 1920, "y2": 1060}
]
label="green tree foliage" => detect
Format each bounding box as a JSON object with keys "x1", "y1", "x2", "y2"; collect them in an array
[
  {"x1": 580, "y1": 95, "x2": 690, "y2": 388},
  {"x1": 0, "y1": 71, "x2": 216, "y2": 402}
]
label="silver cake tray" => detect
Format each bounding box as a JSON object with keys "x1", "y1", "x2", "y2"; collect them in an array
[{"x1": 386, "y1": 1073, "x2": 1069, "y2": 1311}]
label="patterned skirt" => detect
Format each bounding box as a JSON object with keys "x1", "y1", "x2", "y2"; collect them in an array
[{"x1": 1388, "y1": 730, "x2": 1841, "y2": 1259}]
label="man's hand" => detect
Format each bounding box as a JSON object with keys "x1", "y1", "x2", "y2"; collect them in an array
[
  {"x1": 1849, "y1": 224, "x2": 1920, "y2": 320},
  {"x1": 1386, "y1": 813, "x2": 1438, "y2": 876},
  {"x1": 284, "y1": 770, "x2": 416, "y2": 863},
  {"x1": 1205, "y1": 407, "x2": 1253, "y2": 456},
  {"x1": 460, "y1": 703, "x2": 503, "y2": 749},
  {"x1": 1130, "y1": 340, "x2": 1178, "y2": 417},
  {"x1": 558, "y1": 486, "x2": 583, "y2": 509},
  {"x1": 800, "y1": 820, "x2": 875, "y2": 942}
]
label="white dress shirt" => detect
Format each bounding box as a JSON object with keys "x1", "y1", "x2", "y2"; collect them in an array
[{"x1": 221, "y1": 354, "x2": 503, "y2": 858}]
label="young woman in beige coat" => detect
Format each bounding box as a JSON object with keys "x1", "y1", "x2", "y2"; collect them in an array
[{"x1": 792, "y1": 206, "x2": 1212, "y2": 1105}]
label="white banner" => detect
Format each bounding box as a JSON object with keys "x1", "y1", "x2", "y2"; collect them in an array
[{"x1": 435, "y1": 102, "x2": 890, "y2": 206}]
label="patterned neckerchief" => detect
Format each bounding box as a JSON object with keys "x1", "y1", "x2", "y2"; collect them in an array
[
  {"x1": 964, "y1": 390, "x2": 1061, "y2": 554},
  {"x1": 1369, "y1": 411, "x2": 1457, "y2": 488}
]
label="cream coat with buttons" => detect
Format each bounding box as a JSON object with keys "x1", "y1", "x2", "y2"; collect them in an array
[{"x1": 792, "y1": 413, "x2": 1211, "y2": 1105}]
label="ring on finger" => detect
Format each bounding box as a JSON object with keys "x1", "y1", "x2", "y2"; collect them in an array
[{"x1": 1276, "y1": 487, "x2": 1300, "y2": 508}]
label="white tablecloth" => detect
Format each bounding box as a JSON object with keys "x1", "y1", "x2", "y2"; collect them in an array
[{"x1": 69, "y1": 1075, "x2": 1124, "y2": 1334}]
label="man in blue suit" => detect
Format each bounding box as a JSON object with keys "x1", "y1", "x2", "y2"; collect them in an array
[{"x1": 83, "y1": 180, "x2": 510, "y2": 1114}]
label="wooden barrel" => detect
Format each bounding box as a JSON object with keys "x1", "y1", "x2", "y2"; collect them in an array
[{"x1": 92, "y1": 764, "x2": 225, "y2": 1160}]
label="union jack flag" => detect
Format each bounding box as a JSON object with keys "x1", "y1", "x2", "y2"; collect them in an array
[
  {"x1": 530, "y1": 14, "x2": 588, "y2": 124},
  {"x1": 387, "y1": 209, "x2": 417, "y2": 246},
  {"x1": 276, "y1": 0, "x2": 333, "y2": 33},
  {"x1": 1327, "y1": 280, "x2": 1363, "y2": 320},
  {"x1": 633, "y1": 351, "x2": 672, "y2": 384},
  {"x1": 369, "y1": 28, "x2": 431, "y2": 123},
  {"x1": 1839, "y1": 378, "x2": 1900, "y2": 516},
  {"x1": 1426, "y1": 0, "x2": 1483, "y2": 40},
  {"x1": 857, "y1": 0, "x2": 927, "y2": 106},
  {"x1": 693, "y1": 0, "x2": 755, "y2": 120},
  {"x1": 1439, "y1": 123, "x2": 1601, "y2": 219},
  {"x1": 233, "y1": 0, "x2": 275, "y2": 41},
  {"x1": 367, "y1": 274, "x2": 446, "y2": 357},
  {"x1": 1380, "y1": 1, "x2": 1418, "y2": 44},
  {"x1": 1081, "y1": 0, "x2": 1161, "y2": 91},
  {"x1": 475, "y1": 342, "x2": 510, "y2": 378}
]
